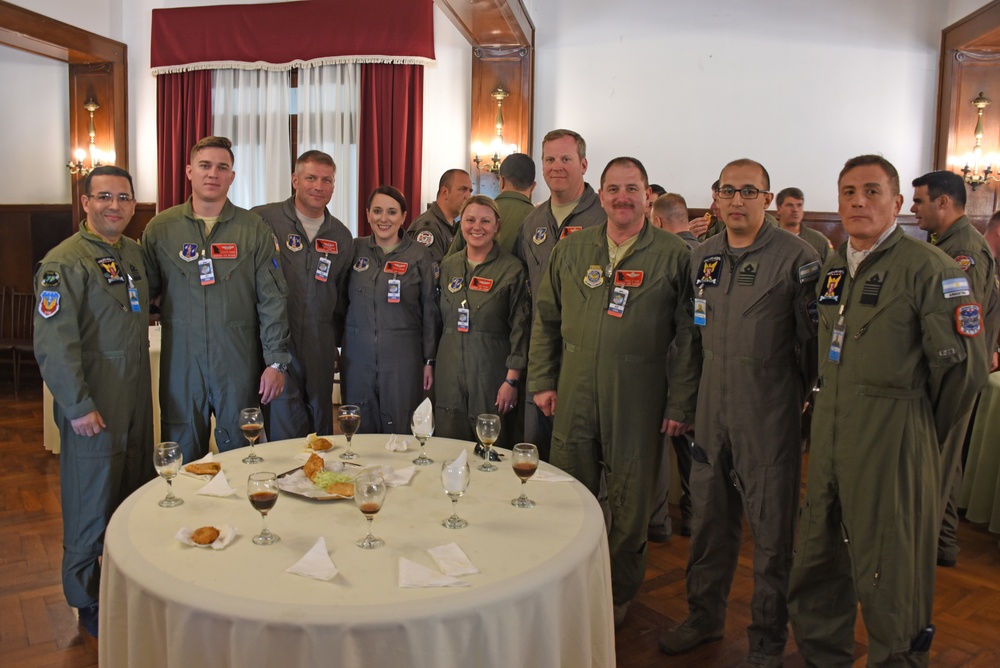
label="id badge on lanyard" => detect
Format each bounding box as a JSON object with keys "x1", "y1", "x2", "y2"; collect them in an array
[
  {"x1": 198, "y1": 252, "x2": 215, "y2": 286},
  {"x1": 127, "y1": 275, "x2": 140, "y2": 312},
  {"x1": 316, "y1": 256, "x2": 331, "y2": 283},
  {"x1": 388, "y1": 278, "x2": 401, "y2": 303},
  {"x1": 828, "y1": 314, "x2": 846, "y2": 364},
  {"x1": 608, "y1": 286, "x2": 628, "y2": 317},
  {"x1": 457, "y1": 299, "x2": 470, "y2": 332}
]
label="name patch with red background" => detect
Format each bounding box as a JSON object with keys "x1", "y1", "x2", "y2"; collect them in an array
[{"x1": 211, "y1": 243, "x2": 238, "y2": 259}]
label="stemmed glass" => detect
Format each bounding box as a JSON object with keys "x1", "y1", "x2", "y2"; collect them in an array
[
  {"x1": 354, "y1": 471, "x2": 386, "y2": 548},
  {"x1": 440, "y1": 458, "x2": 471, "y2": 529},
  {"x1": 476, "y1": 414, "x2": 500, "y2": 472},
  {"x1": 240, "y1": 407, "x2": 264, "y2": 464},
  {"x1": 247, "y1": 472, "x2": 280, "y2": 545},
  {"x1": 411, "y1": 410, "x2": 435, "y2": 466},
  {"x1": 154, "y1": 441, "x2": 184, "y2": 507},
  {"x1": 510, "y1": 443, "x2": 539, "y2": 508},
  {"x1": 338, "y1": 405, "x2": 361, "y2": 460}
]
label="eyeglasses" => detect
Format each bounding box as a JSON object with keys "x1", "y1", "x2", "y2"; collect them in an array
[
  {"x1": 88, "y1": 193, "x2": 135, "y2": 204},
  {"x1": 717, "y1": 186, "x2": 769, "y2": 200}
]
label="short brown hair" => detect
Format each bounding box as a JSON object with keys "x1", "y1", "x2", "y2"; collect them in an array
[
  {"x1": 652, "y1": 193, "x2": 688, "y2": 223},
  {"x1": 296, "y1": 150, "x2": 335, "y2": 172},
  {"x1": 600, "y1": 156, "x2": 649, "y2": 190},
  {"x1": 839, "y1": 155, "x2": 900, "y2": 196},
  {"x1": 190, "y1": 136, "x2": 234, "y2": 165},
  {"x1": 542, "y1": 129, "x2": 586, "y2": 160}
]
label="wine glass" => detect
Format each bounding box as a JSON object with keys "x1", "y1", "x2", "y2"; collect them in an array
[
  {"x1": 338, "y1": 405, "x2": 361, "y2": 460},
  {"x1": 247, "y1": 472, "x2": 280, "y2": 545},
  {"x1": 153, "y1": 441, "x2": 184, "y2": 507},
  {"x1": 440, "y1": 458, "x2": 471, "y2": 529},
  {"x1": 411, "y1": 409, "x2": 435, "y2": 466},
  {"x1": 510, "y1": 443, "x2": 539, "y2": 508},
  {"x1": 354, "y1": 471, "x2": 386, "y2": 548},
  {"x1": 476, "y1": 414, "x2": 500, "y2": 472},
  {"x1": 240, "y1": 407, "x2": 264, "y2": 464}
]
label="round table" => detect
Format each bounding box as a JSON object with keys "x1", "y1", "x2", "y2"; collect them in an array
[{"x1": 98, "y1": 435, "x2": 615, "y2": 667}]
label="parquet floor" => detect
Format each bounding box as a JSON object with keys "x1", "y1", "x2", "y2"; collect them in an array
[{"x1": 1, "y1": 375, "x2": 998, "y2": 667}]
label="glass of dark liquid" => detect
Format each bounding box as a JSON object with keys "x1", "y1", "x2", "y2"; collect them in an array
[
  {"x1": 240, "y1": 407, "x2": 264, "y2": 464},
  {"x1": 510, "y1": 443, "x2": 539, "y2": 508},
  {"x1": 338, "y1": 405, "x2": 361, "y2": 460},
  {"x1": 354, "y1": 471, "x2": 386, "y2": 549},
  {"x1": 247, "y1": 471, "x2": 280, "y2": 545}
]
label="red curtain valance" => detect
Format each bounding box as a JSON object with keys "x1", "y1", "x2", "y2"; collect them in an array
[{"x1": 150, "y1": 0, "x2": 435, "y2": 74}]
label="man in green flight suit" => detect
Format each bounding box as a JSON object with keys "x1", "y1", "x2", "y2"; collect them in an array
[
  {"x1": 142, "y1": 136, "x2": 291, "y2": 462},
  {"x1": 788, "y1": 155, "x2": 988, "y2": 667},
  {"x1": 775, "y1": 187, "x2": 834, "y2": 262},
  {"x1": 529, "y1": 157, "x2": 700, "y2": 628},
  {"x1": 34, "y1": 166, "x2": 154, "y2": 638},
  {"x1": 910, "y1": 169, "x2": 999, "y2": 568},
  {"x1": 407, "y1": 168, "x2": 472, "y2": 266}
]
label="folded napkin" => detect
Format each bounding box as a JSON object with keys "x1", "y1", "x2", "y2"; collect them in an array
[
  {"x1": 286, "y1": 537, "x2": 339, "y2": 581},
  {"x1": 428, "y1": 543, "x2": 480, "y2": 576},
  {"x1": 532, "y1": 469, "x2": 575, "y2": 483},
  {"x1": 180, "y1": 452, "x2": 217, "y2": 480},
  {"x1": 412, "y1": 398, "x2": 434, "y2": 435},
  {"x1": 294, "y1": 449, "x2": 332, "y2": 463},
  {"x1": 175, "y1": 524, "x2": 237, "y2": 550},
  {"x1": 398, "y1": 557, "x2": 468, "y2": 588},
  {"x1": 196, "y1": 470, "x2": 237, "y2": 497},
  {"x1": 384, "y1": 434, "x2": 410, "y2": 452}
]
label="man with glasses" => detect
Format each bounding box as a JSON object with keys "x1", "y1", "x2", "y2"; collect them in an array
[
  {"x1": 659, "y1": 159, "x2": 820, "y2": 668},
  {"x1": 142, "y1": 136, "x2": 291, "y2": 461},
  {"x1": 34, "y1": 166, "x2": 154, "y2": 638}
]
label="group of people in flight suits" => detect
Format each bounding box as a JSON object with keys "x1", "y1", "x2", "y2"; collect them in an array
[{"x1": 35, "y1": 131, "x2": 997, "y2": 667}]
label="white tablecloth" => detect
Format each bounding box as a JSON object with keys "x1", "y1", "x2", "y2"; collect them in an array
[
  {"x1": 43, "y1": 326, "x2": 163, "y2": 453},
  {"x1": 99, "y1": 435, "x2": 615, "y2": 668}
]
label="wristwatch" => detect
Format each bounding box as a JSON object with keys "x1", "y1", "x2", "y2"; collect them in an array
[
  {"x1": 269, "y1": 362, "x2": 288, "y2": 373},
  {"x1": 504, "y1": 378, "x2": 519, "y2": 388},
  {"x1": 424, "y1": 358, "x2": 436, "y2": 366}
]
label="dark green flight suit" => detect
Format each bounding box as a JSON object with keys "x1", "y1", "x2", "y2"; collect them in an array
[
  {"x1": 436, "y1": 244, "x2": 530, "y2": 450},
  {"x1": 34, "y1": 223, "x2": 154, "y2": 610},
  {"x1": 930, "y1": 215, "x2": 998, "y2": 563},
  {"x1": 142, "y1": 198, "x2": 291, "y2": 462},
  {"x1": 342, "y1": 234, "x2": 440, "y2": 433},
  {"x1": 408, "y1": 202, "x2": 456, "y2": 266},
  {"x1": 685, "y1": 223, "x2": 819, "y2": 656},
  {"x1": 252, "y1": 197, "x2": 354, "y2": 439},
  {"x1": 788, "y1": 227, "x2": 987, "y2": 667},
  {"x1": 799, "y1": 225, "x2": 833, "y2": 263},
  {"x1": 529, "y1": 222, "x2": 700, "y2": 606},
  {"x1": 514, "y1": 184, "x2": 606, "y2": 456}
]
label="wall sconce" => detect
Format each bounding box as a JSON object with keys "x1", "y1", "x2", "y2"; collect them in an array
[
  {"x1": 472, "y1": 86, "x2": 518, "y2": 174},
  {"x1": 947, "y1": 91, "x2": 1000, "y2": 191},
  {"x1": 67, "y1": 97, "x2": 112, "y2": 176}
]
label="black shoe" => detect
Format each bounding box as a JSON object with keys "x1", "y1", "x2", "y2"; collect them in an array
[
  {"x1": 936, "y1": 556, "x2": 957, "y2": 568},
  {"x1": 648, "y1": 526, "x2": 671, "y2": 543},
  {"x1": 77, "y1": 604, "x2": 99, "y2": 638},
  {"x1": 680, "y1": 517, "x2": 692, "y2": 537}
]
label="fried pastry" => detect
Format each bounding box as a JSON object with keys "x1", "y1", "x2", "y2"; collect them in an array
[
  {"x1": 307, "y1": 435, "x2": 333, "y2": 451},
  {"x1": 325, "y1": 481, "x2": 354, "y2": 497},
  {"x1": 184, "y1": 462, "x2": 221, "y2": 476},
  {"x1": 191, "y1": 526, "x2": 220, "y2": 545},
  {"x1": 303, "y1": 453, "x2": 326, "y2": 481}
]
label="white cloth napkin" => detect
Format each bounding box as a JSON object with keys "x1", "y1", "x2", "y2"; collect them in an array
[
  {"x1": 196, "y1": 470, "x2": 237, "y2": 497},
  {"x1": 398, "y1": 557, "x2": 468, "y2": 588},
  {"x1": 384, "y1": 434, "x2": 410, "y2": 452},
  {"x1": 532, "y1": 469, "x2": 575, "y2": 482},
  {"x1": 427, "y1": 543, "x2": 480, "y2": 576},
  {"x1": 412, "y1": 398, "x2": 433, "y2": 433},
  {"x1": 454, "y1": 448, "x2": 468, "y2": 468},
  {"x1": 383, "y1": 465, "x2": 416, "y2": 487},
  {"x1": 180, "y1": 452, "x2": 217, "y2": 480},
  {"x1": 285, "y1": 537, "x2": 339, "y2": 581},
  {"x1": 175, "y1": 524, "x2": 237, "y2": 550}
]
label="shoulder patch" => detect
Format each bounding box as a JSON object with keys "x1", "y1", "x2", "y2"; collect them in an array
[
  {"x1": 40, "y1": 270, "x2": 60, "y2": 288},
  {"x1": 38, "y1": 291, "x2": 60, "y2": 318},
  {"x1": 953, "y1": 254, "x2": 975, "y2": 272},
  {"x1": 798, "y1": 261, "x2": 820, "y2": 284},
  {"x1": 416, "y1": 230, "x2": 434, "y2": 246},
  {"x1": 956, "y1": 303, "x2": 982, "y2": 337},
  {"x1": 942, "y1": 277, "x2": 971, "y2": 299}
]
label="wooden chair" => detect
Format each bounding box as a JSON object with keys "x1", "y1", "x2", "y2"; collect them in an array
[{"x1": 9, "y1": 291, "x2": 36, "y2": 394}]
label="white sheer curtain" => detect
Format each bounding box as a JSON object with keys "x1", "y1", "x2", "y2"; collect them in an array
[
  {"x1": 297, "y1": 63, "x2": 361, "y2": 234},
  {"x1": 212, "y1": 69, "x2": 292, "y2": 210}
]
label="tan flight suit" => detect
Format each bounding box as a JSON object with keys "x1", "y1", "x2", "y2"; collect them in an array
[
  {"x1": 436, "y1": 244, "x2": 530, "y2": 450},
  {"x1": 788, "y1": 227, "x2": 987, "y2": 667},
  {"x1": 685, "y1": 223, "x2": 819, "y2": 656},
  {"x1": 529, "y1": 221, "x2": 700, "y2": 606},
  {"x1": 341, "y1": 234, "x2": 440, "y2": 433},
  {"x1": 253, "y1": 197, "x2": 354, "y2": 438}
]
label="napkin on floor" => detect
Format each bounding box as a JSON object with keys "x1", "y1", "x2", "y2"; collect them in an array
[
  {"x1": 384, "y1": 434, "x2": 410, "y2": 452},
  {"x1": 532, "y1": 469, "x2": 575, "y2": 482},
  {"x1": 175, "y1": 524, "x2": 237, "y2": 550},
  {"x1": 286, "y1": 537, "x2": 339, "y2": 581},
  {"x1": 398, "y1": 557, "x2": 468, "y2": 588},
  {"x1": 181, "y1": 452, "x2": 217, "y2": 480},
  {"x1": 427, "y1": 543, "x2": 480, "y2": 576},
  {"x1": 196, "y1": 470, "x2": 237, "y2": 497}
]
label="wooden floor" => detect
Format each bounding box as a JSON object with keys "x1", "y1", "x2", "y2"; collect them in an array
[{"x1": 1, "y1": 376, "x2": 999, "y2": 667}]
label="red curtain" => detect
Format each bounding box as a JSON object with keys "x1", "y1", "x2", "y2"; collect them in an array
[
  {"x1": 156, "y1": 71, "x2": 212, "y2": 210},
  {"x1": 357, "y1": 64, "x2": 424, "y2": 237}
]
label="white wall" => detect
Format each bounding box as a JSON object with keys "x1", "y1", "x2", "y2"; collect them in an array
[
  {"x1": 525, "y1": 0, "x2": 994, "y2": 211},
  {"x1": 0, "y1": 47, "x2": 70, "y2": 204}
]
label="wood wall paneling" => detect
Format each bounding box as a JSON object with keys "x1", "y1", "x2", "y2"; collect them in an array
[{"x1": 434, "y1": 0, "x2": 534, "y2": 47}]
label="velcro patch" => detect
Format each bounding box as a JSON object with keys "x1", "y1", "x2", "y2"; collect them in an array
[
  {"x1": 798, "y1": 261, "x2": 820, "y2": 284},
  {"x1": 956, "y1": 303, "x2": 982, "y2": 337},
  {"x1": 942, "y1": 277, "x2": 971, "y2": 299}
]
